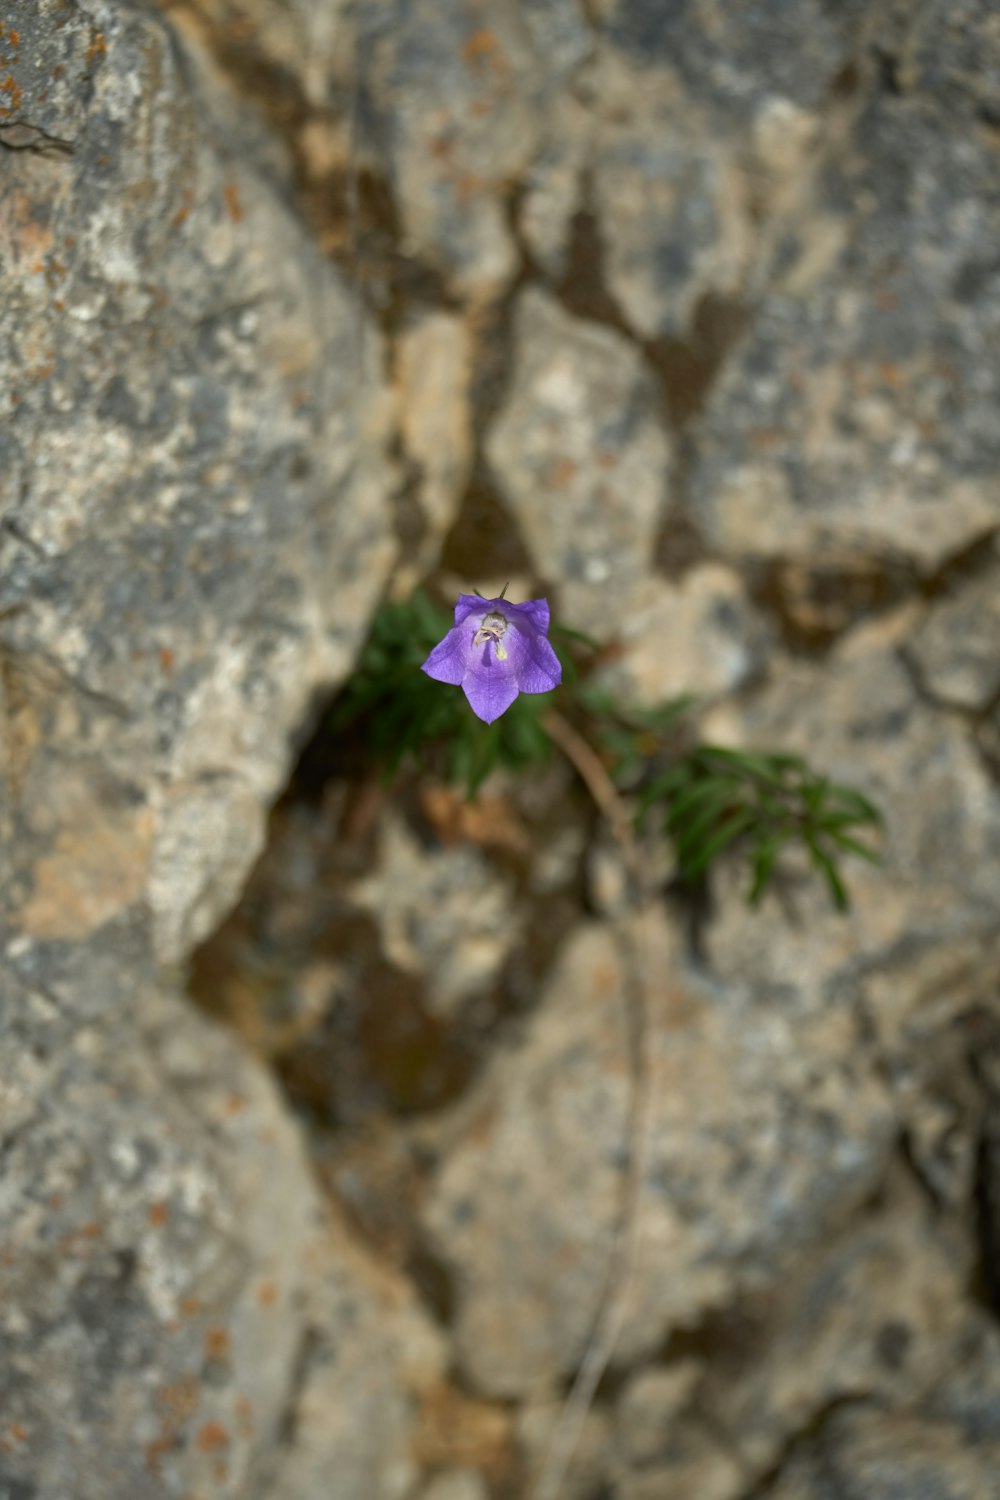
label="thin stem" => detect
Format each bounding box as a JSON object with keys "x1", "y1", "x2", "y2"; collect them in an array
[{"x1": 532, "y1": 712, "x2": 656, "y2": 1500}]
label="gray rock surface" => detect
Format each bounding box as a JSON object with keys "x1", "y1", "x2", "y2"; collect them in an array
[
  {"x1": 486, "y1": 288, "x2": 672, "y2": 630},
  {"x1": 423, "y1": 912, "x2": 895, "y2": 1397},
  {"x1": 360, "y1": 0, "x2": 543, "y2": 300},
  {"x1": 6, "y1": 0, "x2": 1000, "y2": 1496},
  {"x1": 0, "y1": 2, "x2": 427, "y2": 1496},
  {"x1": 688, "y1": 83, "x2": 1000, "y2": 567},
  {"x1": 0, "y1": 0, "x2": 395, "y2": 965},
  {"x1": 904, "y1": 556, "x2": 1000, "y2": 711},
  {"x1": 764, "y1": 1397, "x2": 1000, "y2": 1500}
]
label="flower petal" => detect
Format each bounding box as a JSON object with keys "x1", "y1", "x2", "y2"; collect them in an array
[
  {"x1": 505, "y1": 626, "x2": 563, "y2": 694},
  {"x1": 454, "y1": 594, "x2": 488, "y2": 626},
  {"x1": 506, "y1": 597, "x2": 550, "y2": 635},
  {"x1": 462, "y1": 650, "x2": 520, "y2": 723},
  {"x1": 421, "y1": 624, "x2": 471, "y2": 684}
]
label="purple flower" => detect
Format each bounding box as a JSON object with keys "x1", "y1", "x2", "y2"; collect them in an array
[{"x1": 421, "y1": 593, "x2": 562, "y2": 724}]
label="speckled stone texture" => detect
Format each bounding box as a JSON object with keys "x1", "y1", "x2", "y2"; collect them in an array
[
  {"x1": 5, "y1": 0, "x2": 1000, "y2": 1496},
  {"x1": 0, "y1": 1, "x2": 422, "y2": 1496}
]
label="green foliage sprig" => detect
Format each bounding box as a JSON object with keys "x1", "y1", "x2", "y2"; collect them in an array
[{"x1": 329, "y1": 590, "x2": 882, "y2": 909}]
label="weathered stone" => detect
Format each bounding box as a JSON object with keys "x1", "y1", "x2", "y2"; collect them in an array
[
  {"x1": 689, "y1": 93, "x2": 1000, "y2": 568},
  {"x1": 614, "y1": 1361, "x2": 702, "y2": 1467},
  {"x1": 588, "y1": 53, "x2": 752, "y2": 341},
  {"x1": 703, "y1": 610, "x2": 1000, "y2": 927},
  {"x1": 597, "y1": 0, "x2": 861, "y2": 117},
  {"x1": 764, "y1": 1399, "x2": 1000, "y2": 1500},
  {"x1": 423, "y1": 911, "x2": 894, "y2": 1398},
  {"x1": 596, "y1": 565, "x2": 769, "y2": 706},
  {"x1": 361, "y1": 0, "x2": 542, "y2": 300},
  {"x1": 904, "y1": 558, "x2": 1000, "y2": 711},
  {"x1": 394, "y1": 311, "x2": 475, "y2": 583},
  {"x1": 418, "y1": 1469, "x2": 491, "y2": 1500},
  {"x1": 485, "y1": 287, "x2": 672, "y2": 631},
  {"x1": 354, "y1": 810, "x2": 520, "y2": 1017},
  {"x1": 701, "y1": 609, "x2": 1000, "y2": 1213},
  {"x1": 520, "y1": 0, "x2": 592, "y2": 84},
  {"x1": 869, "y1": 0, "x2": 1000, "y2": 124},
  {"x1": 258, "y1": 1229, "x2": 445, "y2": 1500},
  {"x1": 0, "y1": 961, "x2": 399, "y2": 1500},
  {"x1": 0, "y1": 2, "x2": 412, "y2": 1495},
  {"x1": 517, "y1": 91, "x2": 590, "y2": 281},
  {"x1": 517, "y1": 1400, "x2": 614, "y2": 1500},
  {"x1": 0, "y1": 0, "x2": 395, "y2": 965}
]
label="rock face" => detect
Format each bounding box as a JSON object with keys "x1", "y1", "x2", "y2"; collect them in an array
[
  {"x1": 5, "y1": 0, "x2": 1000, "y2": 1498},
  {"x1": 0, "y1": 2, "x2": 429, "y2": 1497},
  {"x1": 0, "y1": 0, "x2": 394, "y2": 964},
  {"x1": 486, "y1": 288, "x2": 673, "y2": 630}
]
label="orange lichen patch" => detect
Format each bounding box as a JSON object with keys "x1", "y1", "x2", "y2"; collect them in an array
[
  {"x1": 461, "y1": 27, "x2": 500, "y2": 65},
  {"x1": 157, "y1": 1376, "x2": 201, "y2": 1425},
  {"x1": 255, "y1": 1280, "x2": 278, "y2": 1307},
  {"x1": 7, "y1": 1425, "x2": 27, "y2": 1443},
  {"x1": 203, "y1": 1327, "x2": 230, "y2": 1362},
  {"x1": 78, "y1": 1221, "x2": 102, "y2": 1239},
  {"x1": 148, "y1": 1201, "x2": 169, "y2": 1228},
  {"x1": 223, "y1": 1091, "x2": 247, "y2": 1115},
  {"x1": 0, "y1": 72, "x2": 23, "y2": 117},
  {"x1": 158, "y1": 645, "x2": 176, "y2": 675},
  {"x1": 9, "y1": 31, "x2": 22, "y2": 48},
  {"x1": 179, "y1": 1295, "x2": 204, "y2": 1318},
  {"x1": 223, "y1": 181, "x2": 243, "y2": 223},
  {"x1": 171, "y1": 189, "x2": 194, "y2": 229},
  {"x1": 195, "y1": 1421, "x2": 230, "y2": 1454},
  {"x1": 85, "y1": 31, "x2": 108, "y2": 65}
]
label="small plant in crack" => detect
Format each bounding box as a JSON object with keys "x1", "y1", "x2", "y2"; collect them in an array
[{"x1": 329, "y1": 588, "x2": 882, "y2": 909}]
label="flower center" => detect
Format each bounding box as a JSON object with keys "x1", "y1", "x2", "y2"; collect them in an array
[{"x1": 472, "y1": 610, "x2": 509, "y2": 660}]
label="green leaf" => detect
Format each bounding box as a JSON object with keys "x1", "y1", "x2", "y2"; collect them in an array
[
  {"x1": 665, "y1": 773, "x2": 736, "y2": 831},
  {"x1": 806, "y1": 833, "x2": 849, "y2": 912},
  {"x1": 673, "y1": 782, "x2": 742, "y2": 871},
  {"x1": 824, "y1": 827, "x2": 881, "y2": 864},
  {"x1": 684, "y1": 805, "x2": 758, "y2": 880},
  {"x1": 748, "y1": 833, "x2": 785, "y2": 905}
]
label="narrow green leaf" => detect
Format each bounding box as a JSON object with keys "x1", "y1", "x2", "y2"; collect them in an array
[
  {"x1": 684, "y1": 806, "x2": 758, "y2": 879},
  {"x1": 806, "y1": 833, "x2": 849, "y2": 912}
]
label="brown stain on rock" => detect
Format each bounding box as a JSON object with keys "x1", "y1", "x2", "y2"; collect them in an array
[
  {"x1": 0, "y1": 71, "x2": 23, "y2": 117},
  {"x1": 85, "y1": 31, "x2": 108, "y2": 66},
  {"x1": 223, "y1": 181, "x2": 243, "y2": 222},
  {"x1": 17, "y1": 801, "x2": 153, "y2": 942},
  {"x1": 2, "y1": 188, "x2": 54, "y2": 270},
  {"x1": 194, "y1": 1420, "x2": 230, "y2": 1454}
]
